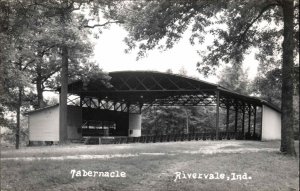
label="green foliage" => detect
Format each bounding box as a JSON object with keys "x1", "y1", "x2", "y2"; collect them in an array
[
  {"x1": 252, "y1": 66, "x2": 299, "y2": 107},
  {"x1": 115, "y1": 0, "x2": 299, "y2": 75},
  {"x1": 117, "y1": 0, "x2": 225, "y2": 61},
  {"x1": 218, "y1": 65, "x2": 250, "y2": 95},
  {"x1": 252, "y1": 68, "x2": 282, "y2": 107},
  {"x1": 1, "y1": 117, "x2": 29, "y2": 146},
  {"x1": 0, "y1": 0, "x2": 115, "y2": 148},
  {"x1": 1, "y1": 0, "x2": 114, "y2": 106},
  {"x1": 71, "y1": 62, "x2": 112, "y2": 91},
  {"x1": 142, "y1": 106, "x2": 216, "y2": 135},
  {"x1": 0, "y1": 0, "x2": 32, "y2": 129}
]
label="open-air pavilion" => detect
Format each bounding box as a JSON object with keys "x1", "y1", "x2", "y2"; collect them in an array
[{"x1": 26, "y1": 71, "x2": 281, "y2": 144}]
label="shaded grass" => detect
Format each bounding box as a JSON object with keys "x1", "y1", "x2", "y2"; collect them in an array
[
  {"x1": 1, "y1": 141, "x2": 299, "y2": 191},
  {"x1": 1, "y1": 140, "x2": 286, "y2": 158}
]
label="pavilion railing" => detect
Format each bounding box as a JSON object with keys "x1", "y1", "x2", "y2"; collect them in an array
[{"x1": 83, "y1": 132, "x2": 260, "y2": 145}]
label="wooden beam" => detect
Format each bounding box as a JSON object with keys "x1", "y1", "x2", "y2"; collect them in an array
[
  {"x1": 135, "y1": 76, "x2": 149, "y2": 90},
  {"x1": 119, "y1": 77, "x2": 133, "y2": 90},
  {"x1": 150, "y1": 76, "x2": 165, "y2": 90},
  {"x1": 166, "y1": 77, "x2": 182, "y2": 89}
]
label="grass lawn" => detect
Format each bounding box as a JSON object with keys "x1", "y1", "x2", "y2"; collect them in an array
[{"x1": 1, "y1": 140, "x2": 299, "y2": 191}]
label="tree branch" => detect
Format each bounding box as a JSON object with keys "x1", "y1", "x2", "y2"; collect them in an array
[
  {"x1": 237, "y1": 3, "x2": 279, "y2": 45},
  {"x1": 43, "y1": 89, "x2": 56, "y2": 92},
  {"x1": 39, "y1": 45, "x2": 57, "y2": 56},
  {"x1": 41, "y1": 66, "x2": 61, "y2": 82},
  {"x1": 22, "y1": 59, "x2": 36, "y2": 71},
  {"x1": 83, "y1": 20, "x2": 123, "y2": 28}
]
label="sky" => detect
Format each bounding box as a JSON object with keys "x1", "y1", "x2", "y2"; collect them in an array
[{"x1": 91, "y1": 23, "x2": 260, "y2": 84}]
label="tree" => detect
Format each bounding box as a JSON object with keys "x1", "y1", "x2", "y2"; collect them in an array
[
  {"x1": 252, "y1": 67, "x2": 299, "y2": 138},
  {"x1": 116, "y1": 0, "x2": 299, "y2": 155},
  {"x1": 31, "y1": 0, "x2": 121, "y2": 142},
  {"x1": 218, "y1": 64, "x2": 255, "y2": 138},
  {"x1": 178, "y1": 66, "x2": 188, "y2": 76},
  {"x1": 252, "y1": 68, "x2": 282, "y2": 107},
  {"x1": 142, "y1": 105, "x2": 216, "y2": 136},
  {"x1": 218, "y1": 64, "x2": 250, "y2": 95},
  {"x1": 26, "y1": 7, "x2": 96, "y2": 109},
  {"x1": 1, "y1": 0, "x2": 116, "y2": 147},
  {"x1": 166, "y1": 68, "x2": 173, "y2": 74},
  {"x1": 0, "y1": 0, "x2": 36, "y2": 149}
]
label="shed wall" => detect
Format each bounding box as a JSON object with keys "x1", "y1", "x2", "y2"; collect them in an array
[
  {"x1": 29, "y1": 106, "x2": 59, "y2": 141},
  {"x1": 262, "y1": 105, "x2": 281, "y2": 140}
]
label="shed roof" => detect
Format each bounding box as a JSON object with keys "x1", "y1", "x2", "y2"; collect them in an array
[{"x1": 24, "y1": 104, "x2": 59, "y2": 115}]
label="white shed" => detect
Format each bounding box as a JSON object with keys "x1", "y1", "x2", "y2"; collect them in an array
[
  {"x1": 261, "y1": 103, "x2": 281, "y2": 140},
  {"x1": 26, "y1": 105, "x2": 82, "y2": 143},
  {"x1": 28, "y1": 105, "x2": 60, "y2": 142}
]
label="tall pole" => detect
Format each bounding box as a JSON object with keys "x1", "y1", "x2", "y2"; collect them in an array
[
  {"x1": 226, "y1": 103, "x2": 230, "y2": 140},
  {"x1": 184, "y1": 109, "x2": 189, "y2": 134},
  {"x1": 216, "y1": 90, "x2": 220, "y2": 140},
  {"x1": 253, "y1": 106, "x2": 257, "y2": 136},
  {"x1": 234, "y1": 102, "x2": 238, "y2": 139},
  {"x1": 260, "y1": 106, "x2": 263, "y2": 140},
  {"x1": 242, "y1": 103, "x2": 245, "y2": 139},
  {"x1": 248, "y1": 104, "x2": 251, "y2": 134}
]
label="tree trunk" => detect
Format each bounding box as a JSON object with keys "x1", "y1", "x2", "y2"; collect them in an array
[
  {"x1": 36, "y1": 61, "x2": 45, "y2": 108},
  {"x1": 59, "y1": 45, "x2": 69, "y2": 142},
  {"x1": 15, "y1": 59, "x2": 23, "y2": 149},
  {"x1": 15, "y1": 86, "x2": 22, "y2": 149},
  {"x1": 36, "y1": 79, "x2": 44, "y2": 108},
  {"x1": 280, "y1": 0, "x2": 296, "y2": 155},
  {"x1": 59, "y1": 10, "x2": 69, "y2": 142}
]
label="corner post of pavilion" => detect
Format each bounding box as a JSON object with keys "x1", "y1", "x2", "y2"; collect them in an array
[
  {"x1": 253, "y1": 105, "x2": 257, "y2": 137},
  {"x1": 234, "y1": 100, "x2": 239, "y2": 139},
  {"x1": 242, "y1": 102, "x2": 246, "y2": 139},
  {"x1": 215, "y1": 89, "x2": 220, "y2": 140},
  {"x1": 225, "y1": 100, "x2": 230, "y2": 140},
  {"x1": 247, "y1": 103, "x2": 252, "y2": 139}
]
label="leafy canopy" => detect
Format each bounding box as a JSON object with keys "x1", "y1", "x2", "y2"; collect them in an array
[{"x1": 115, "y1": 0, "x2": 299, "y2": 75}]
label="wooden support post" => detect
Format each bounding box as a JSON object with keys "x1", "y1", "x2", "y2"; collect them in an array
[
  {"x1": 248, "y1": 104, "x2": 251, "y2": 134},
  {"x1": 234, "y1": 103, "x2": 238, "y2": 139},
  {"x1": 242, "y1": 103, "x2": 245, "y2": 139},
  {"x1": 253, "y1": 106, "x2": 257, "y2": 135},
  {"x1": 80, "y1": 96, "x2": 83, "y2": 107},
  {"x1": 216, "y1": 90, "x2": 220, "y2": 140},
  {"x1": 78, "y1": 95, "x2": 83, "y2": 134},
  {"x1": 260, "y1": 106, "x2": 263, "y2": 140},
  {"x1": 139, "y1": 103, "x2": 143, "y2": 114},
  {"x1": 226, "y1": 104, "x2": 230, "y2": 140}
]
